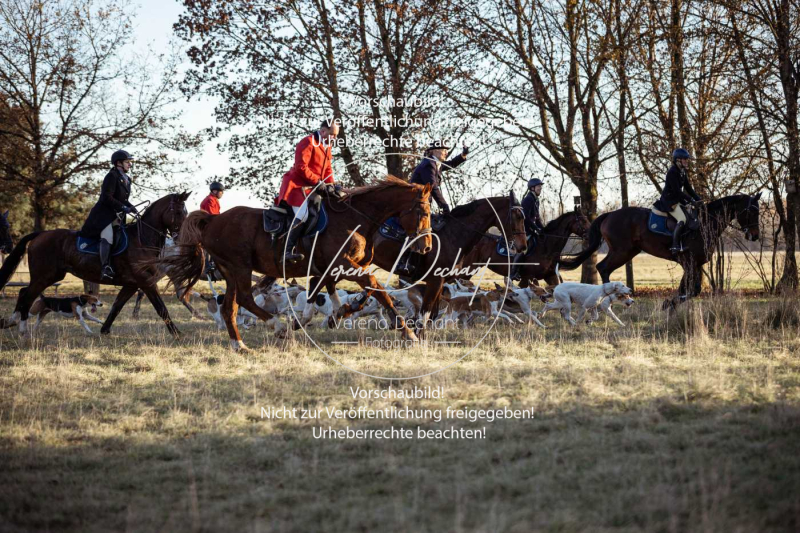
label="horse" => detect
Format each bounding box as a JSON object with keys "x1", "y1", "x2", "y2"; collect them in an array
[
  {"x1": 0, "y1": 210, "x2": 12, "y2": 254},
  {"x1": 157, "y1": 176, "x2": 433, "y2": 351},
  {"x1": 0, "y1": 192, "x2": 191, "y2": 336},
  {"x1": 557, "y1": 194, "x2": 762, "y2": 303},
  {"x1": 328, "y1": 192, "x2": 528, "y2": 333},
  {"x1": 460, "y1": 210, "x2": 590, "y2": 288}
]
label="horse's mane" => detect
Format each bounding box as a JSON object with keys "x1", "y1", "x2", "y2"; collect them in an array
[
  {"x1": 347, "y1": 175, "x2": 421, "y2": 197},
  {"x1": 450, "y1": 198, "x2": 484, "y2": 218},
  {"x1": 707, "y1": 194, "x2": 749, "y2": 213},
  {"x1": 542, "y1": 210, "x2": 581, "y2": 232}
]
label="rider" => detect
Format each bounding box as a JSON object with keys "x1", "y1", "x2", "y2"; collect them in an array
[
  {"x1": 200, "y1": 182, "x2": 224, "y2": 214},
  {"x1": 395, "y1": 140, "x2": 469, "y2": 276},
  {"x1": 409, "y1": 140, "x2": 469, "y2": 215},
  {"x1": 276, "y1": 118, "x2": 343, "y2": 265},
  {"x1": 511, "y1": 178, "x2": 546, "y2": 281},
  {"x1": 80, "y1": 150, "x2": 137, "y2": 281},
  {"x1": 654, "y1": 148, "x2": 702, "y2": 254}
]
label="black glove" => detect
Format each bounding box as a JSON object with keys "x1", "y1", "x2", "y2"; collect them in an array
[
  {"x1": 121, "y1": 205, "x2": 131, "y2": 215},
  {"x1": 462, "y1": 145, "x2": 470, "y2": 157},
  {"x1": 129, "y1": 204, "x2": 139, "y2": 214},
  {"x1": 442, "y1": 206, "x2": 451, "y2": 215}
]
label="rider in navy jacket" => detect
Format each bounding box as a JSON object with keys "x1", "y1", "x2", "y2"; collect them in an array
[{"x1": 409, "y1": 140, "x2": 468, "y2": 214}]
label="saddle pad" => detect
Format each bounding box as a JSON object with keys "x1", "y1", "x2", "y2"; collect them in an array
[
  {"x1": 379, "y1": 216, "x2": 406, "y2": 242},
  {"x1": 496, "y1": 237, "x2": 514, "y2": 257},
  {"x1": 647, "y1": 211, "x2": 673, "y2": 236},
  {"x1": 312, "y1": 204, "x2": 328, "y2": 234},
  {"x1": 76, "y1": 226, "x2": 129, "y2": 256},
  {"x1": 263, "y1": 204, "x2": 328, "y2": 236}
]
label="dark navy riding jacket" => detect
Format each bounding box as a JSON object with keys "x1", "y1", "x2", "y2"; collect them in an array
[
  {"x1": 409, "y1": 154, "x2": 466, "y2": 212},
  {"x1": 655, "y1": 164, "x2": 701, "y2": 212},
  {"x1": 521, "y1": 192, "x2": 545, "y2": 236}
]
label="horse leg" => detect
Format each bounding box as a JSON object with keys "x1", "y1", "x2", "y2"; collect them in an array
[
  {"x1": 176, "y1": 286, "x2": 201, "y2": 318},
  {"x1": 230, "y1": 274, "x2": 282, "y2": 334},
  {"x1": 131, "y1": 290, "x2": 144, "y2": 319},
  {"x1": 220, "y1": 281, "x2": 246, "y2": 351},
  {"x1": 418, "y1": 279, "x2": 445, "y2": 335},
  {"x1": 101, "y1": 286, "x2": 139, "y2": 334},
  {"x1": 140, "y1": 286, "x2": 181, "y2": 337},
  {"x1": 596, "y1": 249, "x2": 638, "y2": 284}
]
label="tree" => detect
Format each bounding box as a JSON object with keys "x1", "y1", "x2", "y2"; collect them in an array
[
  {"x1": 175, "y1": 0, "x2": 466, "y2": 201},
  {"x1": 0, "y1": 0, "x2": 198, "y2": 231}
]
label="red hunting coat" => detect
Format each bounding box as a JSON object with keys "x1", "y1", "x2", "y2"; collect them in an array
[{"x1": 276, "y1": 131, "x2": 334, "y2": 207}]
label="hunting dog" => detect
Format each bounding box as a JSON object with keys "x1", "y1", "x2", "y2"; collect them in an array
[
  {"x1": 28, "y1": 294, "x2": 104, "y2": 334},
  {"x1": 539, "y1": 281, "x2": 633, "y2": 326},
  {"x1": 586, "y1": 292, "x2": 635, "y2": 326}
]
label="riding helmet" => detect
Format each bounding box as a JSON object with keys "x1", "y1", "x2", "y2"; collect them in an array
[
  {"x1": 528, "y1": 178, "x2": 544, "y2": 189},
  {"x1": 111, "y1": 150, "x2": 133, "y2": 165},
  {"x1": 210, "y1": 181, "x2": 224, "y2": 192},
  {"x1": 672, "y1": 148, "x2": 691, "y2": 161}
]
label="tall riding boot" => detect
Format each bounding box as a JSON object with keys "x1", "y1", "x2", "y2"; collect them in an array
[
  {"x1": 510, "y1": 253, "x2": 524, "y2": 281},
  {"x1": 99, "y1": 239, "x2": 114, "y2": 280},
  {"x1": 281, "y1": 221, "x2": 306, "y2": 264},
  {"x1": 670, "y1": 221, "x2": 685, "y2": 255}
]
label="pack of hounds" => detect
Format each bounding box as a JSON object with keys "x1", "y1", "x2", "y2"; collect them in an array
[{"x1": 17, "y1": 268, "x2": 635, "y2": 335}]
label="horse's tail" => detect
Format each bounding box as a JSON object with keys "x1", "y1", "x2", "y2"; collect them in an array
[
  {"x1": 557, "y1": 213, "x2": 608, "y2": 271},
  {"x1": 148, "y1": 211, "x2": 212, "y2": 292},
  {"x1": 0, "y1": 232, "x2": 42, "y2": 290}
]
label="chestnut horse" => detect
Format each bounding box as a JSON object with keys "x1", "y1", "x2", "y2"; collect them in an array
[
  {"x1": 460, "y1": 210, "x2": 590, "y2": 287},
  {"x1": 0, "y1": 192, "x2": 190, "y2": 336},
  {"x1": 158, "y1": 176, "x2": 433, "y2": 351},
  {"x1": 558, "y1": 194, "x2": 762, "y2": 300},
  {"x1": 0, "y1": 210, "x2": 13, "y2": 254}
]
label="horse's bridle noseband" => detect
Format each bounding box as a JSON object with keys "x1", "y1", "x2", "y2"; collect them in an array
[{"x1": 398, "y1": 196, "x2": 433, "y2": 240}]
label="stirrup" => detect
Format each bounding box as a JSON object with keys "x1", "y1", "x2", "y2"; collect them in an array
[
  {"x1": 101, "y1": 265, "x2": 115, "y2": 280},
  {"x1": 280, "y1": 251, "x2": 304, "y2": 264}
]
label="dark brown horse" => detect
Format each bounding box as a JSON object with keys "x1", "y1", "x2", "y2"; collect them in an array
[
  {"x1": 558, "y1": 194, "x2": 762, "y2": 299},
  {"x1": 0, "y1": 210, "x2": 13, "y2": 254},
  {"x1": 460, "y1": 210, "x2": 590, "y2": 287},
  {"x1": 330, "y1": 193, "x2": 528, "y2": 332},
  {"x1": 158, "y1": 177, "x2": 433, "y2": 351},
  {"x1": 0, "y1": 192, "x2": 190, "y2": 336}
]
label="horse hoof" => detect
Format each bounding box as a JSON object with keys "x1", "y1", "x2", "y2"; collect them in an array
[{"x1": 100, "y1": 329, "x2": 111, "y2": 335}]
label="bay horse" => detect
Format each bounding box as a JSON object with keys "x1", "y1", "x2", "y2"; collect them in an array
[
  {"x1": 460, "y1": 210, "x2": 590, "y2": 288},
  {"x1": 0, "y1": 192, "x2": 191, "y2": 336},
  {"x1": 330, "y1": 193, "x2": 528, "y2": 333},
  {"x1": 158, "y1": 176, "x2": 433, "y2": 351},
  {"x1": 0, "y1": 210, "x2": 13, "y2": 254},
  {"x1": 558, "y1": 194, "x2": 762, "y2": 301}
]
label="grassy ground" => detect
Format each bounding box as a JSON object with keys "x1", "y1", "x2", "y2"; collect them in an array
[{"x1": 1, "y1": 268, "x2": 800, "y2": 532}]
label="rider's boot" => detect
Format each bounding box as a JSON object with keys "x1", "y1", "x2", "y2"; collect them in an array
[
  {"x1": 280, "y1": 221, "x2": 306, "y2": 265},
  {"x1": 99, "y1": 239, "x2": 114, "y2": 280},
  {"x1": 394, "y1": 252, "x2": 415, "y2": 277},
  {"x1": 670, "y1": 221, "x2": 685, "y2": 255},
  {"x1": 510, "y1": 252, "x2": 524, "y2": 282}
]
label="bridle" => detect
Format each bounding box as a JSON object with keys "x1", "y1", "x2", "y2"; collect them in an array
[
  {"x1": 130, "y1": 195, "x2": 185, "y2": 247},
  {"x1": 735, "y1": 197, "x2": 760, "y2": 232}
]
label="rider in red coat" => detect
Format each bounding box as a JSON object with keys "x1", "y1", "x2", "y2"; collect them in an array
[
  {"x1": 200, "y1": 182, "x2": 224, "y2": 215},
  {"x1": 276, "y1": 118, "x2": 342, "y2": 264}
]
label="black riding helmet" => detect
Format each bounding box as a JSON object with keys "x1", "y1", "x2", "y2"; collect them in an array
[
  {"x1": 672, "y1": 148, "x2": 691, "y2": 162},
  {"x1": 111, "y1": 150, "x2": 133, "y2": 166},
  {"x1": 426, "y1": 140, "x2": 450, "y2": 152},
  {"x1": 210, "y1": 181, "x2": 224, "y2": 192},
  {"x1": 528, "y1": 178, "x2": 544, "y2": 189}
]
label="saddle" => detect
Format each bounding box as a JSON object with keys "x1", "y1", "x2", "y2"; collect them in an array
[
  {"x1": 262, "y1": 203, "x2": 328, "y2": 239},
  {"x1": 648, "y1": 205, "x2": 700, "y2": 237},
  {"x1": 76, "y1": 225, "x2": 129, "y2": 256}
]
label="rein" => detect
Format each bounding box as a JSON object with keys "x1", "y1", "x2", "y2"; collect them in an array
[
  {"x1": 446, "y1": 203, "x2": 526, "y2": 242},
  {"x1": 127, "y1": 196, "x2": 183, "y2": 248},
  {"x1": 326, "y1": 191, "x2": 432, "y2": 239}
]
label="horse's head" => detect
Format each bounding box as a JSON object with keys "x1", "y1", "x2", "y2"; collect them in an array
[
  {"x1": 397, "y1": 182, "x2": 433, "y2": 254},
  {"x1": 0, "y1": 210, "x2": 12, "y2": 253},
  {"x1": 503, "y1": 190, "x2": 527, "y2": 254},
  {"x1": 569, "y1": 209, "x2": 591, "y2": 238},
  {"x1": 148, "y1": 191, "x2": 191, "y2": 237},
  {"x1": 735, "y1": 192, "x2": 761, "y2": 242}
]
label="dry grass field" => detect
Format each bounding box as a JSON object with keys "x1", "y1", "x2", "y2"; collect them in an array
[{"x1": 1, "y1": 257, "x2": 800, "y2": 532}]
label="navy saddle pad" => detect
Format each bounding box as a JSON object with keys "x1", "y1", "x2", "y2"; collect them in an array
[
  {"x1": 496, "y1": 237, "x2": 514, "y2": 257},
  {"x1": 379, "y1": 217, "x2": 406, "y2": 242},
  {"x1": 263, "y1": 204, "x2": 328, "y2": 236},
  {"x1": 647, "y1": 211, "x2": 674, "y2": 237},
  {"x1": 76, "y1": 227, "x2": 129, "y2": 256}
]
